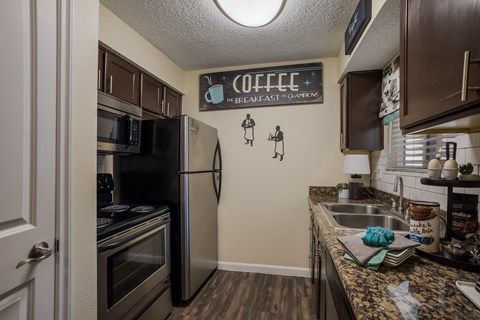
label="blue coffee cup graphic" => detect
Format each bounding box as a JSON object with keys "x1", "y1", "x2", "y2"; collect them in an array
[{"x1": 205, "y1": 84, "x2": 224, "y2": 104}]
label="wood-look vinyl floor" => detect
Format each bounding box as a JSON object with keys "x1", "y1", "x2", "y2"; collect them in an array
[{"x1": 168, "y1": 270, "x2": 317, "y2": 320}]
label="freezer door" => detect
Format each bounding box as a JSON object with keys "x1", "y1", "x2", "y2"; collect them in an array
[
  {"x1": 180, "y1": 116, "x2": 218, "y2": 172},
  {"x1": 180, "y1": 172, "x2": 218, "y2": 300}
]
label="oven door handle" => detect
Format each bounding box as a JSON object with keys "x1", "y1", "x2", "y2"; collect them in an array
[{"x1": 98, "y1": 217, "x2": 170, "y2": 252}]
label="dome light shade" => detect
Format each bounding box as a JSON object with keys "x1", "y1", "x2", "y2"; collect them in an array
[{"x1": 214, "y1": 0, "x2": 286, "y2": 28}]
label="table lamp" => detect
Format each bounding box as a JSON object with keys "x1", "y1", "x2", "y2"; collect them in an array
[{"x1": 343, "y1": 154, "x2": 370, "y2": 200}]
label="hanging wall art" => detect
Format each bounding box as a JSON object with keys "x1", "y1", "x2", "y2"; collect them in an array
[{"x1": 200, "y1": 63, "x2": 323, "y2": 111}]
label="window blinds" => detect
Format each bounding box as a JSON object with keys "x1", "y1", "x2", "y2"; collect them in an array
[{"x1": 387, "y1": 119, "x2": 456, "y2": 169}]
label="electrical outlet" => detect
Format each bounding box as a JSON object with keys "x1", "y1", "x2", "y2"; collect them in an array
[{"x1": 370, "y1": 169, "x2": 381, "y2": 181}]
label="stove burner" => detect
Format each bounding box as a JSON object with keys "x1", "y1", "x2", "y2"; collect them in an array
[
  {"x1": 130, "y1": 206, "x2": 155, "y2": 213},
  {"x1": 100, "y1": 204, "x2": 130, "y2": 213},
  {"x1": 97, "y1": 217, "x2": 114, "y2": 229}
]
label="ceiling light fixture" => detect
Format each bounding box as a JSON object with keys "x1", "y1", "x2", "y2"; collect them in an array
[{"x1": 214, "y1": 0, "x2": 286, "y2": 28}]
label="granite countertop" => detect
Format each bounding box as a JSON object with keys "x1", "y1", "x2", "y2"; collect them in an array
[{"x1": 309, "y1": 187, "x2": 480, "y2": 320}]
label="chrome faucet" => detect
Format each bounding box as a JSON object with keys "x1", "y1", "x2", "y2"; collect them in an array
[{"x1": 393, "y1": 175, "x2": 407, "y2": 219}]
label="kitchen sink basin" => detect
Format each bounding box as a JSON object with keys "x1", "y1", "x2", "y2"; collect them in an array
[
  {"x1": 319, "y1": 202, "x2": 410, "y2": 232},
  {"x1": 322, "y1": 203, "x2": 385, "y2": 215},
  {"x1": 331, "y1": 214, "x2": 410, "y2": 231}
]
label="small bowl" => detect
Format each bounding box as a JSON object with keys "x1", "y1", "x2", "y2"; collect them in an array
[
  {"x1": 442, "y1": 168, "x2": 458, "y2": 180},
  {"x1": 459, "y1": 174, "x2": 480, "y2": 181},
  {"x1": 427, "y1": 169, "x2": 442, "y2": 179}
]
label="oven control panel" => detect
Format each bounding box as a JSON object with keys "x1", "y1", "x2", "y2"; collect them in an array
[{"x1": 97, "y1": 173, "x2": 114, "y2": 193}]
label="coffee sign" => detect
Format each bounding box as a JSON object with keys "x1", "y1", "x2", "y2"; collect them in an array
[{"x1": 199, "y1": 63, "x2": 323, "y2": 111}]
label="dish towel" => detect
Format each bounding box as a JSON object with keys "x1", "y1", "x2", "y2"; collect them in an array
[
  {"x1": 362, "y1": 226, "x2": 395, "y2": 246},
  {"x1": 344, "y1": 250, "x2": 388, "y2": 270},
  {"x1": 338, "y1": 233, "x2": 420, "y2": 266},
  {"x1": 337, "y1": 235, "x2": 383, "y2": 265}
]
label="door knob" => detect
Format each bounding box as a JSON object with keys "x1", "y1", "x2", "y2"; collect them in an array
[{"x1": 16, "y1": 241, "x2": 53, "y2": 269}]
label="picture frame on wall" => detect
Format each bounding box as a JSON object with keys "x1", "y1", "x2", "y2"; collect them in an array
[
  {"x1": 199, "y1": 63, "x2": 323, "y2": 111},
  {"x1": 344, "y1": 0, "x2": 372, "y2": 55}
]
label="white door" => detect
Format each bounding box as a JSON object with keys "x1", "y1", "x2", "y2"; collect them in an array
[{"x1": 0, "y1": 0, "x2": 57, "y2": 319}]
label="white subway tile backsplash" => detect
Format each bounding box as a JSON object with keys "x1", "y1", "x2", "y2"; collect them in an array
[
  {"x1": 469, "y1": 132, "x2": 480, "y2": 147},
  {"x1": 382, "y1": 173, "x2": 397, "y2": 184},
  {"x1": 453, "y1": 187, "x2": 466, "y2": 193},
  {"x1": 466, "y1": 147, "x2": 480, "y2": 164},
  {"x1": 415, "y1": 177, "x2": 423, "y2": 189},
  {"x1": 455, "y1": 134, "x2": 470, "y2": 148},
  {"x1": 456, "y1": 148, "x2": 466, "y2": 165},
  {"x1": 404, "y1": 176, "x2": 416, "y2": 188},
  {"x1": 435, "y1": 193, "x2": 447, "y2": 210},
  {"x1": 464, "y1": 188, "x2": 480, "y2": 197}
]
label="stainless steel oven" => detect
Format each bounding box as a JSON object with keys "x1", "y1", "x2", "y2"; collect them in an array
[
  {"x1": 97, "y1": 214, "x2": 171, "y2": 320},
  {"x1": 97, "y1": 91, "x2": 142, "y2": 154}
]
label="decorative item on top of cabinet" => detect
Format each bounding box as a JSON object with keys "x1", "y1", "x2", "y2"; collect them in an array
[
  {"x1": 104, "y1": 50, "x2": 140, "y2": 106},
  {"x1": 164, "y1": 87, "x2": 182, "y2": 117},
  {"x1": 400, "y1": 0, "x2": 480, "y2": 134},
  {"x1": 140, "y1": 72, "x2": 164, "y2": 116},
  {"x1": 340, "y1": 71, "x2": 383, "y2": 151}
]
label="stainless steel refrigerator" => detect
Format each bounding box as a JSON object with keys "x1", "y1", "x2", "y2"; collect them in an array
[{"x1": 116, "y1": 115, "x2": 222, "y2": 306}]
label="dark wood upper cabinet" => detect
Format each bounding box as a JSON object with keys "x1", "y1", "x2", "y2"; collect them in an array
[
  {"x1": 140, "y1": 73, "x2": 164, "y2": 115},
  {"x1": 340, "y1": 71, "x2": 383, "y2": 151},
  {"x1": 400, "y1": 0, "x2": 480, "y2": 133},
  {"x1": 98, "y1": 47, "x2": 105, "y2": 92},
  {"x1": 164, "y1": 87, "x2": 182, "y2": 117},
  {"x1": 105, "y1": 51, "x2": 140, "y2": 105}
]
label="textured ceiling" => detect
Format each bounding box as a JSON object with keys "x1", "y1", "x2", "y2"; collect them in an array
[{"x1": 100, "y1": 0, "x2": 359, "y2": 71}]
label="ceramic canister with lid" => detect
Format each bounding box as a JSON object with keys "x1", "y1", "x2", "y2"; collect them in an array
[{"x1": 409, "y1": 201, "x2": 441, "y2": 253}]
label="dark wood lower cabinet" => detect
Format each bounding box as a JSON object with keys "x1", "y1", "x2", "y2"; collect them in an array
[{"x1": 310, "y1": 208, "x2": 355, "y2": 320}]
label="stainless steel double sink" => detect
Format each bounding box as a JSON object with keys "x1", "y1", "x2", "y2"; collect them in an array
[{"x1": 319, "y1": 203, "x2": 410, "y2": 232}]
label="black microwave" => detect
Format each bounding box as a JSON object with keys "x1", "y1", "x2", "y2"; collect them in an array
[{"x1": 97, "y1": 92, "x2": 142, "y2": 154}]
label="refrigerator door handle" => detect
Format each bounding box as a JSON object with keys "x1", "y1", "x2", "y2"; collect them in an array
[
  {"x1": 212, "y1": 170, "x2": 222, "y2": 203},
  {"x1": 212, "y1": 140, "x2": 222, "y2": 203}
]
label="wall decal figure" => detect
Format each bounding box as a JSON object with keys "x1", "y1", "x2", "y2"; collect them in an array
[
  {"x1": 241, "y1": 113, "x2": 255, "y2": 146},
  {"x1": 268, "y1": 125, "x2": 284, "y2": 161}
]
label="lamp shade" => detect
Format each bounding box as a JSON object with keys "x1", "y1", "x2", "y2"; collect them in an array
[
  {"x1": 343, "y1": 154, "x2": 370, "y2": 175},
  {"x1": 214, "y1": 0, "x2": 286, "y2": 27}
]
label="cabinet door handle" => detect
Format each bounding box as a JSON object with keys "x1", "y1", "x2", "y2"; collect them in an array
[
  {"x1": 461, "y1": 50, "x2": 480, "y2": 101},
  {"x1": 167, "y1": 102, "x2": 170, "y2": 115},
  {"x1": 157, "y1": 88, "x2": 161, "y2": 109},
  {"x1": 98, "y1": 70, "x2": 101, "y2": 90},
  {"x1": 132, "y1": 74, "x2": 136, "y2": 99},
  {"x1": 109, "y1": 75, "x2": 113, "y2": 93}
]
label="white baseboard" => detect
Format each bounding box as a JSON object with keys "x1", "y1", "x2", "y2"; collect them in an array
[{"x1": 218, "y1": 261, "x2": 310, "y2": 278}]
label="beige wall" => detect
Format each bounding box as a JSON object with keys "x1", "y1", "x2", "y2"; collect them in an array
[
  {"x1": 98, "y1": 4, "x2": 186, "y2": 93},
  {"x1": 70, "y1": 0, "x2": 99, "y2": 319},
  {"x1": 183, "y1": 58, "x2": 344, "y2": 268}
]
